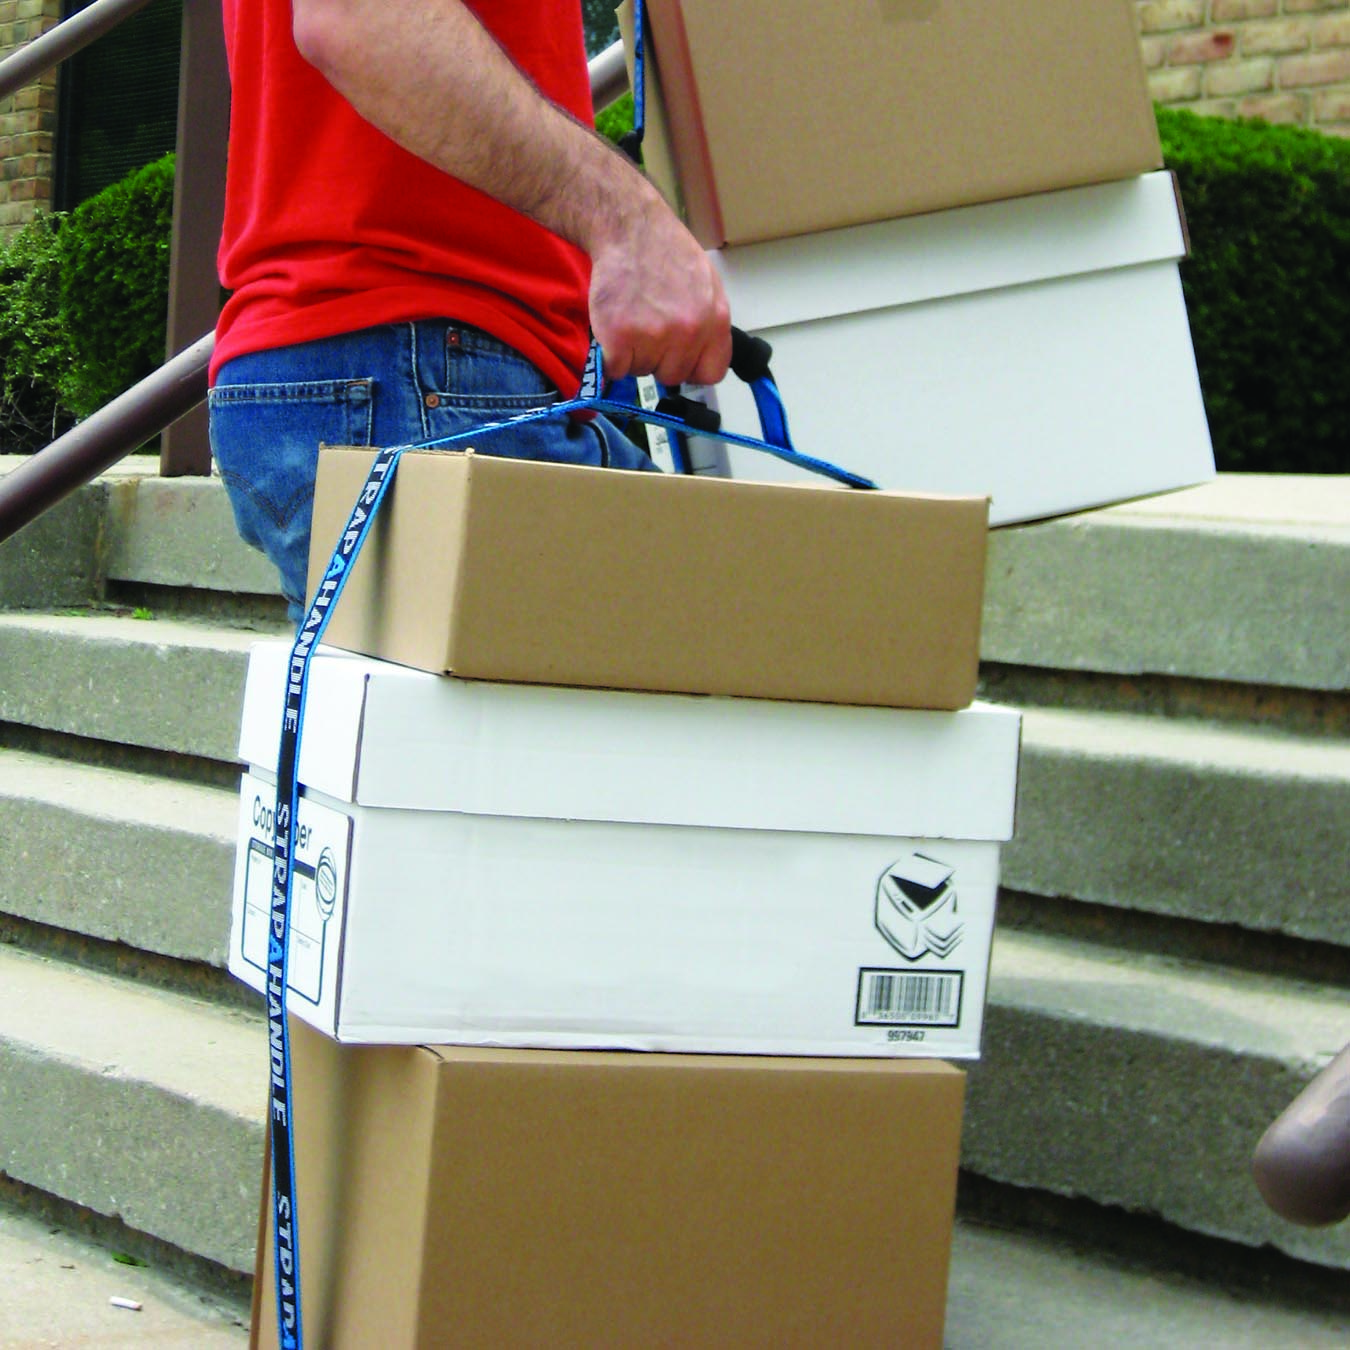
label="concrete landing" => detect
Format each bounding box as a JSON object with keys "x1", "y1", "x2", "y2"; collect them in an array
[{"x1": 4, "y1": 1200, "x2": 1347, "y2": 1349}]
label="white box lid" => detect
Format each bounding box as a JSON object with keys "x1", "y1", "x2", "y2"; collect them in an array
[
  {"x1": 238, "y1": 644, "x2": 1020, "y2": 842},
  {"x1": 713, "y1": 172, "x2": 1186, "y2": 333}
]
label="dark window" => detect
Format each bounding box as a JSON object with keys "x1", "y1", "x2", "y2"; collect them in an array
[
  {"x1": 582, "y1": 0, "x2": 619, "y2": 56},
  {"x1": 55, "y1": 0, "x2": 182, "y2": 210}
]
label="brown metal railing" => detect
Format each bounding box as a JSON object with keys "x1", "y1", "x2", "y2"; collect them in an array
[
  {"x1": 0, "y1": 23, "x2": 629, "y2": 547},
  {"x1": 0, "y1": 0, "x2": 157, "y2": 102}
]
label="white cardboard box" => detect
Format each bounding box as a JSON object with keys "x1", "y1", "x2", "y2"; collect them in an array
[
  {"x1": 229, "y1": 644, "x2": 1021, "y2": 1058},
  {"x1": 712, "y1": 172, "x2": 1215, "y2": 524}
]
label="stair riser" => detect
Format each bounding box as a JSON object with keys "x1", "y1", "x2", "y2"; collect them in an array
[
  {"x1": 1006, "y1": 744, "x2": 1350, "y2": 947},
  {"x1": 964, "y1": 1003, "x2": 1350, "y2": 1273}
]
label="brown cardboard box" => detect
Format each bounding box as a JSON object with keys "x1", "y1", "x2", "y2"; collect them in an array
[
  {"x1": 620, "y1": 0, "x2": 1162, "y2": 247},
  {"x1": 306, "y1": 448, "x2": 988, "y2": 710},
  {"x1": 253, "y1": 1020, "x2": 965, "y2": 1348}
]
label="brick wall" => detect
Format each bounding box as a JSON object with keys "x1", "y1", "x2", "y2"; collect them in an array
[
  {"x1": 1139, "y1": 0, "x2": 1350, "y2": 132},
  {"x1": 0, "y1": 0, "x2": 60, "y2": 237}
]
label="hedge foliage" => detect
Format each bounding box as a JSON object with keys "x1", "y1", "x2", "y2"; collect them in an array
[
  {"x1": 0, "y1": 153, "x2": 174, "y2": 452},
  {"x1": 0, "y1": 213, "x2": 74, "y2": 452},
  {"x1": 1158, "y1": 108, "x2": 1350, "y2": 475}
]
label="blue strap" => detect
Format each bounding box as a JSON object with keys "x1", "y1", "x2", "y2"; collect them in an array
[
  {"x1": 632, "y1": 0, "x2": 646, "y2": 143},
  {"x1": 267, "y1": 442, "x2": 405, "y2": 1350}
]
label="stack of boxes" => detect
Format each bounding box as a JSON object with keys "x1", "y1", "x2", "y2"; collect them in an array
[
  {"x1": 621, "y1": 0, "x2": 1216, "y2": 523},
  {"x1": 231, "y1": 455, "x2": 1019, "y2": 1345},
  {"x1": 231, "y1": 6, "x2": 1207, "y2": 1340}
]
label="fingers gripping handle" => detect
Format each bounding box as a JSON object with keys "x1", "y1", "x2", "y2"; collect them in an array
[{"x1": 653, "y1": 328, "x2": 775, "y2": 434}]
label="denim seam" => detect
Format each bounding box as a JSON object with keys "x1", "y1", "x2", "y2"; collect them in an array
[
  {"x1": 207, "y1": 379, "x2": 372, "y2": 406},
  {"x1": 407, "y1": 322, "x2": 430, "y2": 443},
  {"x1": 216, "y1": 467, "x2": 316, "y2": 533}
]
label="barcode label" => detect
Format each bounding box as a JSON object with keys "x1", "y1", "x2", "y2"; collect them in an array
[{"x1": 855, "y1": 969, "x2": 963, "y2": 1028}]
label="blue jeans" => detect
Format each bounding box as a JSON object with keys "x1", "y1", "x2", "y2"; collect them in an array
[{"x1": 209, "y1": 320, "x2": 656, "y2": 623}]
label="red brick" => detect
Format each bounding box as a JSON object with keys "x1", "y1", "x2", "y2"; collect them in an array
[
  {"x1": 1211, "y1": 0, "x2": 1278, "y2": 17},
  {"x1": 1237, "y1": 92, "x2": 1310, "y2": 120},
  {"x1": 1240, "y1": 19, "x2": 1312, "y2": 54},
  {"x1": 1168, "y1": 30, "x2": 1238, "y2": 62},
  {"x1": 1149, "y1": 66, "x2": 1205, "y2": 100},
  {"x1": 1313, "y1": 86, "x2": 1350, "y2": 117},
  {"x1": 1207, "y1": 57, "x2": 1275, "y2": 94},
  {"x1": 1278, "y1": 47, "x2": 1350, "y2": 84},
  {"x1": 1137, "y1": 1, "x2": 1207, "y2": 34},
  {"x1": 1140, "y1": 34, "x2": 1167, "y2": 67},
  {"x1": 1313, "y1": 12, "x2": 1350, "y2": 44}
]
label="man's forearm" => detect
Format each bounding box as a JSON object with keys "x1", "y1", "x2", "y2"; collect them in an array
[
  {"x1": 294, "y1": 0, "x2": 640, "y2": 258},
  {"x1": 291, "y1": 0, "x2": 730, "y2": 384}
]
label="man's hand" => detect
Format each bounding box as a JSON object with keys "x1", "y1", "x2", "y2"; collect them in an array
[
  {"x1": 588, "y1": 181, "x2": 731, "y2": 387},
  {"x1": 291, "y1": 0, "x2": 731, "y2": 386}
]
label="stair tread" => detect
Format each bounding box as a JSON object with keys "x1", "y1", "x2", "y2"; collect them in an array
[
  {"x1": 0, "y1": 747, "x2": 238, "y2": 835},
  {"x1": 1021, "y1": 704, "x2": 1350, "y2": 781},
  {"x1": 990, "y1": 927, "x2": 1350, "y2": 1064},
  {"x1": 0, "y1": 944, "x2": 262, "y2": 1115}
]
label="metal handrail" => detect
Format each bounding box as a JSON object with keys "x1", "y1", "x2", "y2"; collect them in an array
[
  {"x1": 0, "y1": 40, "x2": 631, "y2": 547},
  {"x1": 0, "y1": 334, "x2": 214, "y2": 542},
  {"x1": 0, "y1": 0, "x2": 157, "y2": 102}
]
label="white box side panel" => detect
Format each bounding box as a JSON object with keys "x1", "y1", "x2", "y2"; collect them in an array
[
  {"x1": 331, "y1": 804, "x2": 999, "y2": 1059},
  {"x1": 720, "y1": 263, "x2": 1214, "y2": 525}
]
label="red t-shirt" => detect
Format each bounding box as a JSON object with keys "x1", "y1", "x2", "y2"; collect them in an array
[{"x1": 213, "y1": 0, "x2": 594, "y2": 394}]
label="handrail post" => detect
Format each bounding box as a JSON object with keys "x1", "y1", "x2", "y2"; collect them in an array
[{"x1": 160, "y1": 0, "x2": 229, "y2": 477}]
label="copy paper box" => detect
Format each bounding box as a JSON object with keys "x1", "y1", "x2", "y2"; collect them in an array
[
  {"x1": 622, "y1": 0, "x2": 1161, "y2": 247},
  {"x1": 710, "y1": 173, "x2": 1215, "y2": 524},
  {"x1": 253, "y1": 1022, "x2": 964, "y2": 1349},
  {"x1": 230, "y1": 643, "x2": 1021, "y2": 1058},
  {"x1": 305, "y1": 449, "x2": 989, "y2": 710}
]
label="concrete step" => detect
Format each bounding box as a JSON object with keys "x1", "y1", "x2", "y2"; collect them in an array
[
  {"x1": 0, "y1": 459, "x2": 280, "y2": 610},
  {"x1": 966, "y1": 927, "x2": 1350, "y2": 1273},
  {"x1": 0, "y1": 611, "x2": 284, "y2": 763},
  {"x1": 0, "y1": 943, "x2": 264, "y2": 1275},
  {"x1": 1006, "y1": 705, "x2": 1350, "y2": 948},
  {"x1": 0, "y1": 749, "x2": 238, "y2": 967},
  {"x1": 0, "y1": 477, "x2": 106, "y2": 611},
  {"x1": 5, "y1": 1199, "x2": 1350, "y2": 1350},
  {"x1": 101, "y1": 471, "x2": 281, "y2": 598},
  {"x1": 3, "y1": 612, "x2": 1345, "y2": 954},
  {"x1": 7, "y1": 927, "x2": 1350, "y2": 1286},
  {"x1": 984, "y1": 475, "x2": 1350, "y2": 694},
  {"x1": 9, "y1": 466, "x2": 1347, "y2": 695}
]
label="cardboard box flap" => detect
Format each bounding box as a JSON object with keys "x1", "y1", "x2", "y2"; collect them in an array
[
  {"x1": 714, "y1": 173, "x2": 1187, "y2": 335},
  {"x1": 238, "y1": 643, "x2": 1021, "y2": 842}
]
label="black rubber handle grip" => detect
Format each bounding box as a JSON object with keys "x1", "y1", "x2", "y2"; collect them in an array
[
  {"x1": 729, "y1": 327, "x2": 773, "y2": 385},
  {"x1": 656, "y1": 393, "x2": 722, "y2": 435}
]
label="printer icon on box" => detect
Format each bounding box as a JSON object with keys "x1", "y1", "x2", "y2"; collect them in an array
[{"x1": 876, "y1": 853, "x2": 964, "y2": 962}]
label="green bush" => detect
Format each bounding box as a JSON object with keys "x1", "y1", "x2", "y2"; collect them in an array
[
  {"x1": 1159, "y1": 108, "x2": 1350, "y2": 475},
  {"x1": 56, "y1": 152, "x2": 175, "y2": 418},
  {"x1": 0, "y1": 214, "x2": 76, "y2": 453},
  {"x1": 596, "y1": 91, "x2": 635, "y2": 146},
  {"x1": 0, "y1": 153, "x2": 173, "y2": 452}
]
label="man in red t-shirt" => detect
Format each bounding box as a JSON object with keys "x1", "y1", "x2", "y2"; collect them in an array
[{"x1": 211, "y1": 0, "x2": 730, "y2": 622}]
